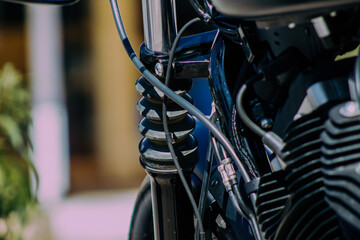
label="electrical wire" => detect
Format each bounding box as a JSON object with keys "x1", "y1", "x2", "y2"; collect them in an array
[
  {"x1": 211, "y1": 136, "x2": 222, "y2": 165},
  {"x1": 218, "y1": 163, "x2": 263, "y2": 240},
  {"x1": 108, "y1": 2, "x2": 265, "y2": 239},
  {"x1": 195, "y1": 135, "x2": 213, "y2": 240},
  {"x1": 163, "y1": 11, "x2": 261, "y2": 240},
  {"x1": 161, "y1": 17, "x2": 206, "y2": 239},
  {"x1": 209, "y1": 119, "x2": 261, "y2": 239},
  {"x1": 210, "y1": 122, "x2": 262, "y2": 238},
  {"x1": 109, "y1": 0, "x2": 251, "y2": 184},
  {"x1": 195, "y1": 113, "x2": 217, "y2": 240},
  {"x1": 212, "y1": 133, "x2": 256, "y2": 221}
]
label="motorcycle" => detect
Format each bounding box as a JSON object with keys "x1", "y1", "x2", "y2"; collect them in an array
[
  {"x1": 111, "y1": 0, "x2": 360, "y2": 239},
  {"x1": 108, "y1": 0, "x2": 360, "y2": 239},
  {"x1": 6, "y1": 0, "x2": 360, "y2": 239}
]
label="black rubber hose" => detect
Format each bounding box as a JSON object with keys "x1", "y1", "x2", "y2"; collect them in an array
[{"x1": 236, "y1": 84, "x2": 266, "y2": 138}]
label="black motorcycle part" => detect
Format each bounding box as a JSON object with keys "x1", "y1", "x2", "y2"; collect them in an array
[
  {"x1": 139, "y1": 31, "x2": 216, "y2": 80},
  {"x1": 256, "y1": 9, "x2": 360, "y2": 61},
  {"x1": 249, "y1": 98, "x2": 274, "y2": 129},
  {"x1": 251, "y1": 49, "x2": 305, "y2": 108},
  {"x1": 136, "y1": 73, "x2": 199, "y2": 239},
  {"x1": 136, "y1": 76, "x2": 193, "y2": 102},
  {"x1": 129, "y1": 176, "x2": 247, "y2": 240},
  {"x1": 255, "y1": 171, "x2": 290, "y2": 240},
  {"x1": 276, "y1": 108, "x2": 342, "y2": 240},
  {"x1": 209, "y1": 34, "x2": 271, "y2": 179},
  {"x1": 210, "y1": 0, "x2": 360, "y2": 20},
  {"x1": 272, "y1": 57, "x2": 354, "y2": 139},
  {"x1": 257, "y1": 107, "x2": 343, "y2": 240},
  {"x1": 208, "y1": 169, "x2": 255, "y2": 240},
  {"x1": 136, "y1": 75, "x2": 198, "y2": 171},
  {"x1": 256, "y1": 171, "x2": 290, "y2": 239},
  {"x1": 321, "y1": 103, "x2": 360, "y2": 240}
]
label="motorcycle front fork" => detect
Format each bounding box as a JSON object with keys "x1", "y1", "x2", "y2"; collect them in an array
[{"x1": 138, "y1": 0, "x2": 196, "y2": 239}]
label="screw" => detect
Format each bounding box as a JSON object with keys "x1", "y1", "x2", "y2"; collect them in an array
[
  {"x1": 288, "y1": 23, "x2": 296, "y2": 29},
  {"x1": 154, "y1": 62, "x2": 164, "y2": 77},
  {"x1": 261, "y1": 118, "x2": 273, "y2": 129},
  {"x1": 211, "y1": 179, "x2": 219, "y2": 187}
]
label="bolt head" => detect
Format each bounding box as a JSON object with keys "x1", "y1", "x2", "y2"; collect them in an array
[
  {"x1": 211, "y1": 179, "x2": 219, "y2": 187},
  {"x1": 330, "y1": 11, "x2": 337, "y2": 17},
  {"x1": 288, "y1": 23, "x2": 296, "y2": 29},
  {"x1": 261, "y1": 118, "x2": 273, "y2": 129},
  {"x1": 154, "y1": 63, "x2": 164, "y2": 77}
]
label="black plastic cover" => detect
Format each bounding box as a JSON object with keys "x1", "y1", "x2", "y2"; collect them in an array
[{"x1": 210, "y1": 0, "x2": 360, "y2": 19}]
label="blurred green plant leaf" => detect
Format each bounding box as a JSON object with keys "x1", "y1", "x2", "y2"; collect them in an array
[
  {"x1": 0, "y1": 63, "x2": 36, "y2": 240},
  {"x1": 0, "y1": 64, "x2": 21, "y2": 89},
  {"x1": 0, "y1": 115, "x2": 23, "y2": 152}
]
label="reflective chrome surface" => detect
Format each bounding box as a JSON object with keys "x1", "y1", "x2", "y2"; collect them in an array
[
  {"x1": 297, "y1": 78, "x2": 350, "y2": 116},
  {"x1": 142, "y1": 0, "x2": 178, "y2": 53}
]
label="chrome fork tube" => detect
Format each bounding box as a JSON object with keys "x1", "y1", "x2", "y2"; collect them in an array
[{"x1": 141, "y1": 0, "x2": 178, "y2": 53}]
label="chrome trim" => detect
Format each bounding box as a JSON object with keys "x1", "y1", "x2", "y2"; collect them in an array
[
  {"x1": 141, "y1": 0, "x2": 178, "y2": 53},
  {"x1": 296, "y1": 78, "x2": 349, "y2": 117},
  {"x1": 150, "y1": 176, "x2": 160, "y2": 240}
]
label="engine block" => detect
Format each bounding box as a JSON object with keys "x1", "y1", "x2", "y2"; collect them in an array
[
  {"x1": 322, "y1": 103, "x2": 360, "y2": 240},
  {"x1": 256, "y1": 107, "x2": 343, "y2": 240}
]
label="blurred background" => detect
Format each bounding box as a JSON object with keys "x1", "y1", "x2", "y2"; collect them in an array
[
  {"x1": 0, "y1": 1, "x2": 144, "y2": 239},
  {"x1": 0, "y1": 1, "x2": 145, "y2": 191}
]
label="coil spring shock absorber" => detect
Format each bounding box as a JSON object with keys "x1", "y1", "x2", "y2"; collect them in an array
[{"x1": 136, "y1": 75, "x2": 199, "y2": 239}]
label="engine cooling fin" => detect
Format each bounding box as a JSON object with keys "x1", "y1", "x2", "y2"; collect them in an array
[
  {"x1": 256, "y1": 108, "x2": 343, "y2": 240},
  {"x1": 321, "y1": 103, "x2": 360, "y2": 240},
  {"x1": 277, "y1": 109, "x2": 342, "y2": 240},
  {"x1": 255, "y1": 171, "x2": 290, "y2": 240}
]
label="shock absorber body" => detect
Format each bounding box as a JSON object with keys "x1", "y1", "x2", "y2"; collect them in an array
[{"x1": 137, "y1": 0, "x2": 199, "y2": 239}]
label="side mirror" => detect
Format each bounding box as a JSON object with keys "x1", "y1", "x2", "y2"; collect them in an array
[{"x1": 2, "y1": 0, "x2": 79, "y2": 5}]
